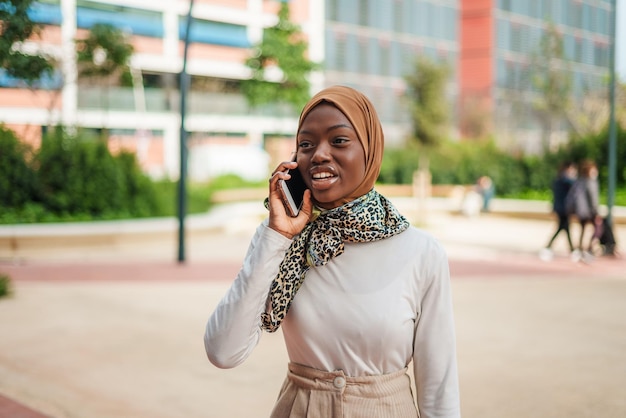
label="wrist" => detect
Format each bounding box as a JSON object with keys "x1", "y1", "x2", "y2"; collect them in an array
[{"x1": 268, "y1": 223, "x2": 294, "y2": 240}]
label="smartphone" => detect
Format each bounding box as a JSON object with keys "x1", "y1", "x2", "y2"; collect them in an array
[{"x1": 279, "y1": 166, "x2": 307, "y2": 217}]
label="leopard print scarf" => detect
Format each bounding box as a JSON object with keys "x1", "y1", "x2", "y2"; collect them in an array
[{"x1": 261, "y1": 189, "x2": 410, "y2": 332}]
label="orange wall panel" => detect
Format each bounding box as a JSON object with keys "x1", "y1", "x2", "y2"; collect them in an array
[
  {"x1": 460, "y1": 0, "x2": 493, "y2": 97},
  {"x1": 187, "y1": 43, "x2": 250, "y2": 62},
  {"x1": 36, "y1": 25, "x2": 63, "y2": 44},
  {"x1": 195, "y1": 0, "x2": 247, "y2": 9},
  {"x1": 132, "y1": 35, "x2": 164, "y2": 55},
  {"x1": 0, "y1": 88, "x2": 62, "y2": 109}
]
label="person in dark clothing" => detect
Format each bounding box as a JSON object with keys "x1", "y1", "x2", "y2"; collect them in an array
[{"x1": 539, "y1": 161, "x2": 577, "y2": 261}]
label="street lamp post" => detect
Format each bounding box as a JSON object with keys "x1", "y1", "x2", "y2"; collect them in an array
[
  {"x1": 607, "y1": 0, "x2": 617, "y2": 226},
  {"x1": 178, "y1": 0, "x2": 194, "y2": 263}
]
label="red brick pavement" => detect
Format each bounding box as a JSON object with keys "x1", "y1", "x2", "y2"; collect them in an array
[
  {"x1": 1, "y1": 252, "x2": 624, "y2": 283},
  {"x1": 0, "y1": 394, "x2": 50, "y2": 418}
]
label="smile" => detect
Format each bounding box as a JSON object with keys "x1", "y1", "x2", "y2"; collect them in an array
[{"x1": 312, "y1": 172, "x2": 334, "y2": 179}]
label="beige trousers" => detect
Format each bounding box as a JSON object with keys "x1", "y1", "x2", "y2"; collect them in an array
[{"x1": 269, "y1": 362, "x2": 418, "y2": 418}]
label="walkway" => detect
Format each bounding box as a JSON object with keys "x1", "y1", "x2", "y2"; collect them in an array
[{"x1": 0, "y1": 201, "x2": 624, "y2": 418}]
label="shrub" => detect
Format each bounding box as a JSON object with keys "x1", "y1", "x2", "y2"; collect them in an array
[
  {"x1": 0, "y1": 125, "x2": 40, "y2": 209},
  {"x1": 0, "y1": 273, "x2": 12, "y2": 298},
  {"x1": 37, "y1": 127, "x2": 124, "y2": 216},
  {"x1": 36, "y1": 126, "x2": 162, "y2": 219},
  {"x1": 116, "y1": 151, "x2": 160, "y2": 217}
]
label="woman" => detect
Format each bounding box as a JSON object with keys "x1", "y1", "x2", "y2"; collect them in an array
[
  {"x1": 204, "y1": 86, "x2": 460, "y2": 417},
  {"x1": 568, "y1": 159, "x2": 600, "y2": 261}
]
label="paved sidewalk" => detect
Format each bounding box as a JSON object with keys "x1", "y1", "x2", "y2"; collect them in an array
[{"x1": 0, "y1": 203, "x2": 625, "y2": 418}]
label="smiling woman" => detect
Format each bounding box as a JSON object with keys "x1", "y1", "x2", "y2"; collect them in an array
[{"x1": 204, "y1": 86, "x2": 461, "y2": 418}]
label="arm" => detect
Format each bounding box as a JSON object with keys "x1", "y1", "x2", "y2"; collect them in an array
[
  {"x1": 205, "y1": 160, "x2": 313, "y2": 369},
  {"x1": 413, "y1": 242, "x2": 461, "y2": 418},
  {"x1": 204, "y1": 221, "x2": 292, "y2": 368}
]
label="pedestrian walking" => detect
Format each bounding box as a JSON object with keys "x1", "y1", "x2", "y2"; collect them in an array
[
  {"x1": 204, "y1": 86, "x2": 460, "y2": 417},
  {"x1": 565, "y1": 159, "x2": 600, "y2": 263},
  {"x1": 539, "y1": 161, "x2": 577, "y2": 261}
]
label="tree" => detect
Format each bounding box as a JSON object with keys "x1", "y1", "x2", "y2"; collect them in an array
[
  {"x1": 404, "y1": 57, "x2": 451, "y2": 147},
  {"x1": 75, "y1": 23, "x2": 134, "y2": 85},
  {"x1": 75, "y1": 23, "x2": 134, "y2": 135},
  {"x1": 0, "y1": 0, "x2": 54, "y2": 84},
  {"x1": 566, "y1": 79, "x2": 626, "y2": 138},
  {"x1": 241, "y1": 2, "x2": 317, "y2": 112},
  {"x1": 403, "y1": 57, "x2": 451, "y2": 215},
  {"x1": 529, "y1": 23, "x2": 572, "y2": 149}
]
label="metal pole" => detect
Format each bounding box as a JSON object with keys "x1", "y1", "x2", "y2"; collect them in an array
[
  {"x1": 178, "y1": 0, "x2": 194, "y2": 263},
  {"x1": 606, "y1": 0, "x2": 617, "y2": 226}
]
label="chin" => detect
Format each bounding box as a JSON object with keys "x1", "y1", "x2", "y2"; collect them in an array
[{"x1": 312, "y1": 194, "x2": 339, "y2": 209}]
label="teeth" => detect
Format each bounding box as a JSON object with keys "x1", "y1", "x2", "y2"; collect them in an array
[{"x1": 313, "y1": 172, "x2": 333, "y2": 179}]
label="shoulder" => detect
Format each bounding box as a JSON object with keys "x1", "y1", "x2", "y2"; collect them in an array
[{"x1": 392, "y1": 226, "x2": 449, "y2": 263}]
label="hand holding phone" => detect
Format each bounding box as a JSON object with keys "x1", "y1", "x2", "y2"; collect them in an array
[{"x1": 279, "y1": 166, "x2": 307, "y2": 217}]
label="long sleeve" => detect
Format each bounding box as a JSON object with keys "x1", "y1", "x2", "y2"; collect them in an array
[
  {"x1": 412, "y1": 241, "x2": 461, "y2": 418},
  {"x1": 204, "y1": 221, "x2": 292, "y2": 368}
]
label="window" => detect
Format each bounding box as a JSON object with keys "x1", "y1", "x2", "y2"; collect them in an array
[
  {"x1": 181, "y1": 18, "x2": 249, "y2": 48},
  {"x1": 393, "y1": 0, "x2": 404, "y2": 33},
  {"x1": 335, "y1": 36, "x2": 347, "y2": 71},
  {"x1": 327, "y1": 0, "x2": 339, "y2": 21},
  {"x1": 357, "y1": 36, "x2": 369, "y2": 74},
  {"x1": 380, "y1": 40, "x2": 391, "y2": 76},
  {"x1": 359, "y1": 0, "x2": 369, "y2": 26},
  {"x1": 28, "y1": 1, "x2": 62, "y2": 25},
  {"x1": 574, "y1": 38, "x2": 582, "y2": 63},
  {"x1": 77, "y1": 0, "x2": 164, "y2": 38},
  {"x1": 569, "y1": 2, "x2": 582, "y2": 28},
  {"x1": 511, "y1": 25, "x2": 522, "y2": 52}
]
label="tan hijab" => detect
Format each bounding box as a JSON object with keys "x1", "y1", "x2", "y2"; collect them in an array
[{"x1": 297, "y1": 85, "x2": 384, "y2": 206}]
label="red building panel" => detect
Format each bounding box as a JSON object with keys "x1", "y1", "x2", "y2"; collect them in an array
[
  {"x1": 460, "y1": 0, "x2": 493, "y2": 97},
  {"x1": 459, "y1": 0, "x2": 494, "y2": 137}
]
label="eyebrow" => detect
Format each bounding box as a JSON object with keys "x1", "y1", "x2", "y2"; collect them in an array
[{"x1": 299, "y1": 123, "x2": 355, "y2": 136}]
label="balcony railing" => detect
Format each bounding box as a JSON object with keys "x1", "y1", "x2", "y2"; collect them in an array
[{"x1": 77, "y1": 86, "x2": 298, "y2": 117}]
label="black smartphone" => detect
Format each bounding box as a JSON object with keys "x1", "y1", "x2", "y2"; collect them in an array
[{"x1": 279, "y1": 166, "x2": 307, "y2": 217}]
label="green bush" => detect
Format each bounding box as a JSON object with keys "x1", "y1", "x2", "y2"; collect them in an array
[
  {"x1": 0, "y1": 125, "x2": 41, "y2": 209},
  {"x1": 381, "y1": 139, "x2": 531, "y2": 196},
  {"x1": 38, "y1": 127, "x2": 123, "y2": 216},
  {"x1": 380, "y1": 129, "x2": 626, "y2": 204},
  {"x1": 36, "y1": 126, "x2": 161, "y2": 219},
  {"x1": 0, "y1": 273, "x2": 12, "y2": 298},
  {"x1": 116, "y1": 151, "x2": 160, "y2": 217},
  {"x1": 150, "y1": 180, "x2": 214, "y2": 217}
]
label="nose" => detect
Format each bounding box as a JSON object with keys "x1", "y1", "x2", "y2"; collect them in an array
[{"x1": 311, "y1": 141, "x2": 331, "y2": 164}]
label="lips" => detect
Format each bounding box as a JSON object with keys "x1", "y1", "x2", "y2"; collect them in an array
[{"x1": 310, "y1": 168, "x2": 337, "y2": 190}]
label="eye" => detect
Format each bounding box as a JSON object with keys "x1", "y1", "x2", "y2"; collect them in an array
[
  {"x1": 332, "y1": 137, "x2": 350, "y2": 145},
  {"x1": 297, "y1": 140, "x2": 312, "y2": 149}
]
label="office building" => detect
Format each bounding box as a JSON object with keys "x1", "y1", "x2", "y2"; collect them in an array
[{"x1": 460, "y1": 0, "x2": 614, "y2": 153}]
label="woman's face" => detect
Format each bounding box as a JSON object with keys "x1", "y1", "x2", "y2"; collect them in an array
[{"x1": 296, "y1": 103, "x2": 366, "y2": 209}]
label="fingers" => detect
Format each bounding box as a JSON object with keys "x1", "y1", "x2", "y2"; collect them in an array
[
  {"x1": 269, "y1": 160, "x2": 298, "y2": 191},
  {"x1": 270, "y1": 160, "x2": 297, "y2": 178}
]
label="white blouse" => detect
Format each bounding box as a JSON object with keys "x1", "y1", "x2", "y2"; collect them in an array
[{"x1": 205, "y1": 220, "x2": 460, "y2": 417}]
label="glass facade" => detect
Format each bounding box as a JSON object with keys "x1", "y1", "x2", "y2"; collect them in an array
[
  {"x1": 325, "y1": 0, "x2": 459, "y2": 139},
  {"x1": 491, "y1": 0, "x2": 613, "y2": 150}
]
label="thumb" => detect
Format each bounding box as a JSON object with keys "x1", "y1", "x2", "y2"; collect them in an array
[{"x1": 298, "y1": 189, "x2": 313, "y2": 222}]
